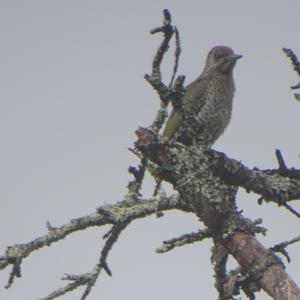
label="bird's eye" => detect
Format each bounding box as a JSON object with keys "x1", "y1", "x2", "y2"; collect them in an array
[{"x1": 214, "y1": 52, "x2": 225, "y2": 60}]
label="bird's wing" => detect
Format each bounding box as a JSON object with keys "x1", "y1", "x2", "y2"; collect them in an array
[
  {"x1": 162, "y1": 75, "x2": 208, "y2": 139},
  {"x1": 162, "y1": 109, "x2": 182, "y2": 139},
  {"x1": 184, "y1": 75, "x2": 208, "y2": 112}
]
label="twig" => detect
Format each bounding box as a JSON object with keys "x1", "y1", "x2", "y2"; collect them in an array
[
  {"x1": 211, "y1": 243, "x2": 229, "y2": 299},
  {"x1": 145, "y1": 10, "x2": 175, "y2": 134},
  {"x1": 270, "y1": 234, "x2": 300, "y2": 263},
  {"x1": 150, "y1": 9, "x2": 174, "y2": 74},
  {"x1": 144, "y1": 9, "x2": 175, "y2": 106},
  {"x1": 275, "y1": 149, "x2": 288, "y2": 171},
  {"x1": 156, "y1": 228, "x2": 211, "y2": 253},
  {"x1": 169, "y1": 75, "x2": 186, "y2": 112},
  {"x1": 100, "y1": 222, "x2": 129, "y2": 276},
  {"x1": 37, "y1": 276, "x2": 89, "y2": 300},
  {"x1": 5, "y1": 257, "x2": 22, "y2": 288},
  {"x1": 283, "y1": 48, "x2": 300, "y2": 100},
  {"x1": 136, "y1": 10, "x2": 178, "y2": 195},
  {"x1": 282, "y1": 202, "x2": 300, "y2": 219},
  {"x1": 258, "y1": 194, "x2": 300, "y2": 219},
  {"x1": 80, "y1": 222, "x2": 130, "y2": 299},
  {"x1": 283, "y1": 48, "x2": 300, "y2": 81},
  {"x1": 169, "y1": 27, "x2": 181, "y2": 88},
  {"x1": 148, "y1": 22, "x2": 181, "y2": 134},
  {"x1": 126, "y1": 156, "x2": 147, "y2": 201},
  {"x1": 40, "y1": 221, "x2": 129, "y2": 300}
]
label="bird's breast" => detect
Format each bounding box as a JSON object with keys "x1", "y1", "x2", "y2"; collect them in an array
[{"x1": 195, "y1": 75, "x2": 235, "y2": 144}]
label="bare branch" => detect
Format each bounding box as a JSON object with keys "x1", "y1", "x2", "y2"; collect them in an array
[
  {"x1": 149, "y1": 9, "x2": 174, "y2": 74},
  {"x1": 281, "y1": 202, "x2": 300, "y2": 219},
  {"x1": 80, "y1": 222, "x2": 130, "y2": 299},
  {"x1": 144, "y1": 9, "x2": 174, "y2": 106},
  {"x1": 156, "y1": 228, "x2": 211, "y2": 253},
  {"x1": 145, "y1": 10, "x2": 176, "y2": 134},
  {"x1": 283, "y1": 47, "x2": 300, "y2": 101},
  {"x1": 283, "y1": 48, "x2": 300, "y2": 84},
  {"x1": 37, "y1": 274, "x2": 89, "y2": 300},
  {"x1": 0, "y1": 195, "x2": 187, "y2": 288},
  {"x1": 275, "y1": 149, "x2": 288, "y2": 171},
  {"x1": 169, "y1": 27, "x2": 181, "y2": 88},
  {"x1": 126, "y1": 156, "x2": 147, "y2": 201},
  {"x1": 100, "y1": 222, "x2": 129, "y2": 276},
  {"x1": 271, "y1": 234, "x2": 300, "y2": 263},
  {"x1": 272, "y1": 149, "x2": 300, "y2": 180},
  {"x1": 4, "y1": 257, "x2": 22, "y2": 289}
]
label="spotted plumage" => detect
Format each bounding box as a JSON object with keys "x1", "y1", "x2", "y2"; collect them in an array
[{"x1": 163, "y1": 46, "x2": 242, "y2": 146}]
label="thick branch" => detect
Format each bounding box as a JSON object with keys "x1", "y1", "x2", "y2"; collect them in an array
[
  {"x1": 227, "y1": 231, "x2": 300, "y2": 300},
  {"x1": 135, "y1": 129, "x2": 300, "y2": 299},
  {"x1": 208, "y1": 150, "x2": 300, "y2": 203}
]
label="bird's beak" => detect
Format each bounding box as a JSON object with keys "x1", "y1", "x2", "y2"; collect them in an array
[{"x1": 230, "y1": 54, "x2": 242, "y2": 60}]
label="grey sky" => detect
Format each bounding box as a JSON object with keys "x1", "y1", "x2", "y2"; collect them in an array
[{"x1": 0, "y1": 1, "x2": 300, "y2": 299}]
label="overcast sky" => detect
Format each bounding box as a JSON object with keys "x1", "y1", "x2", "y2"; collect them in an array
[{"x1": 0, "y1": 1, "x2": 300, "y2": 300}]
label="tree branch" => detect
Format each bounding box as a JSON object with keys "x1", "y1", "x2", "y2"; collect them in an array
[
  {"x1": 0, "y1": 194, "x2": 188, "y2": 295},
  {"x1": 227, "y1": 231, "x2": 300, "y2": 300},
  {"x1": 156, "y1": 228, "x2": 211, "y2": 253},
  {"x1": 135, "y1": 128, "x2": 300, "y2": 299},
  {"x1": 208, "y1": 150, "x2": 300, "y2": 203},
  {"x1": 283, "y1": 48, "x2": 300, "y2": 101}
]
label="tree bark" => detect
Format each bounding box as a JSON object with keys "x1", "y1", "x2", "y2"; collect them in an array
[
  {"x1": 227, "y1": 231, "x2": 300, "y2": 300},
  {"x1": 135, "y1": 128, "x2": 300, "y2": 300}
]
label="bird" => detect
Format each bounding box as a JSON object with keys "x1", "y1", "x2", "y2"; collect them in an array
[{"x1": 162, "y1": 46, "x2": 242, "y2": 147}]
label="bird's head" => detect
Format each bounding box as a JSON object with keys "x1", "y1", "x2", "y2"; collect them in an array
[{"x1": 204, "y1": 46, "x2": 242, "y2": 74}]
